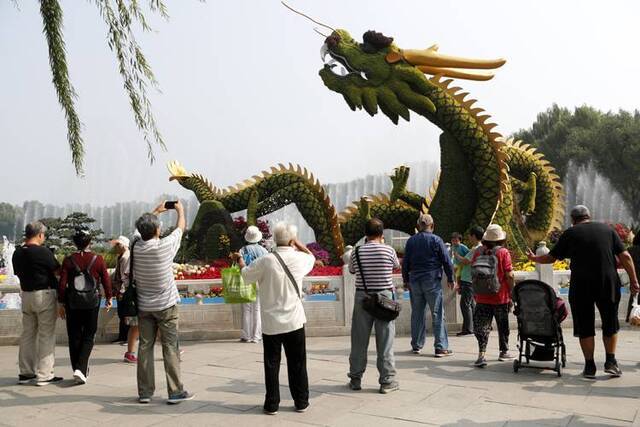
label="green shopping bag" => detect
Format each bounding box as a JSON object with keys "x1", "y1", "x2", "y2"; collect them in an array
[{"x1": 222, "y1": 264, "x2": 257, "y2": 304}]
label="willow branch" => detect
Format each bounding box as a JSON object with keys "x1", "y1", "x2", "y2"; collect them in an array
[{"x1": 39, "y1": 0, "x2": 85, "y2": 175}]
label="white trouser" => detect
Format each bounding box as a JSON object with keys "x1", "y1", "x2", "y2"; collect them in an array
[{"x1": 240, "y1": 297, "x2": 261, "y2": 341}]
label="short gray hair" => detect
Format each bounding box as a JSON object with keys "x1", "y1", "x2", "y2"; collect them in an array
[
  {"x1": 417, "y1": 213, "x2": 434, "y2": 231},
  {"x1": 273, "y1": 222, "x2": 297, "y2": 246},
  {"x1": 570, "y1": 205, "x2": 591, "y2": 221},
  {"x1": 25, "y1": 221, "x2": 46, "y2": 239},
  {"x1": 136, "y1": 213, "x2": 160, "y2": 241}
]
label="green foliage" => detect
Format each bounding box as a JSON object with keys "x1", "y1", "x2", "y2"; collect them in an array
[
  {"x1": 513, "y1": 104, "x2": 640, "y2": 219},
  {"x1": 203, "y1": 224, "x2": 230, "y2": 261},
  {"x1": 40, "y1": 212, "x2": 105, "y2": 256},
  {"x1": 429, "y1": 132, "x2": 478, "y2": 240},
  {"x1": 0, "y1": 203, "x2": 20, "y2": 240},
  {"x1": 39, "y1": 0, "x2": 84, "y2": 174},
  {"x1": 38, "y1": 0, "x2": 169, "y2": 174}
]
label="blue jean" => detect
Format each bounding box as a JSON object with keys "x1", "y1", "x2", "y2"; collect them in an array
[
  {"x1": 410, "y1": 279, "x2": 449, "y2": 351},
  {"x1": 349, "y1": 290, "x2": 396, "y2": 385}
]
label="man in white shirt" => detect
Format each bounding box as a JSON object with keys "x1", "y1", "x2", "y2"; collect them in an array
[
  {"x1": 132, "y1": 201, "x2": 194, "y2": 405},
  {"x1": 234, "y1": 222, "x2": 315, "y2": 415}
]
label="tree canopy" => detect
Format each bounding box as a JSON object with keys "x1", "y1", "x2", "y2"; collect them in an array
[{"x1": 513, "y1": 104, "x2": 640, "y2": 221}]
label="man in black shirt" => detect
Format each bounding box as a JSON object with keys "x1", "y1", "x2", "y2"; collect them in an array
[
  {"x1": 528, "y1": 205, "x2": 639, "y2": 378},
  {"x1": 12, "y1": 221, "x2": 63, "y2": 386}
]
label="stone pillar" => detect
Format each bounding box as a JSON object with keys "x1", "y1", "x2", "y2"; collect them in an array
[
  {"x1": 535, "y1": 241, "x2": 556, "y2": 293},
  {"x1": 442, "y1": 274, "x2": 458, "y2": 325},
  {"x1": 342, "y1": 264, "x2": 355, "y2": 327}
]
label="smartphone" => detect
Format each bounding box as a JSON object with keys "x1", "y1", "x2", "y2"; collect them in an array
[{"x1": 164, "y1": 201, "x2": 178, "y2": 210}]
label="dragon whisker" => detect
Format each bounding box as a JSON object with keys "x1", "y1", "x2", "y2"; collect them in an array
[{"x1": 281, "y1": 1, "x2": 335, "y2": 32}]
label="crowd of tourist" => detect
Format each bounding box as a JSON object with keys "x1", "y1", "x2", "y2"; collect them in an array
[{"x1": 9, "y1": 203, "x2": 640, "y2": 415}]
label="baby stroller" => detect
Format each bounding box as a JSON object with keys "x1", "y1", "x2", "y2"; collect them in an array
[{"x1": 512, "y1": 279, "x2": 567, "y2": 377}]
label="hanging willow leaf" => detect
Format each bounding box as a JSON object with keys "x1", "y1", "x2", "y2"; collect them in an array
[
  {"x1": 38, "y1": 0, "x2": 170, "y2": 175},
  {"x1": 39, "y1": 0, "x2": 85, "y2": 175}
]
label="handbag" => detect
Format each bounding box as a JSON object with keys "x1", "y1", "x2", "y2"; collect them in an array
[
  {"x1": 117, "y1": 240, "x2": 138, "y2": 318},
  {"x1": 354, "y1": 246, "x2": 401, "y2": 322},
  {"x1": 222, "y1": 264, "x2": 257, "y2": 304},
  {"x1": 273, "y1": 252, "x2": 302, "y2": 298}
]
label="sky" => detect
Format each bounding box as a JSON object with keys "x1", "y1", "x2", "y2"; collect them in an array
[{"x1": 1, "y1": 0, "x2": 640, "y2": 206}]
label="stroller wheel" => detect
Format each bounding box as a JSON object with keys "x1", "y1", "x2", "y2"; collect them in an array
[
  {"x1": 513, "y1": 359, "x2": 520, "y2": 373},
  {"x1": 556, "y1": 360, "x2": 562, "y2": 377}
]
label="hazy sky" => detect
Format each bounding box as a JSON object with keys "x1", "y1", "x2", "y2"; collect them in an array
[{"x1": 2, "y1": 0, "x2": 639, "y2": 206}]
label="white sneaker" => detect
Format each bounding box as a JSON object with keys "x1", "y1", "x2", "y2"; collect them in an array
[{"x1": 73, "y1": 369, "x2": 87, "y2": 385}]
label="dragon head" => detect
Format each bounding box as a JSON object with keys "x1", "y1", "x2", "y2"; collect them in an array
[{"x1": 319, "y1": 29, "x2": 506, "y2": 123}]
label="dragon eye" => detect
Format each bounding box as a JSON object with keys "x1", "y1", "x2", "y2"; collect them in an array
[{"x1": 325, "y1": 33, "x2": 341, "y2": 49}]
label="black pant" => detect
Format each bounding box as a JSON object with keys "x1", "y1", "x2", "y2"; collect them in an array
[
  {"x1": 474, "y1": 303, "x2": 509, "y2": 353},
  {"x1": 116, "y1": 316, "x2": 129, "y2": 342},
  {"x1": 262, "y1": 327, "x2": 308, "y2": 412},
  {"x1": 459, "y1": 281, "x2": 475, "y2": 334},
  {"x1": 65, "y1": 306, "x2": 100, "y2": 376}
]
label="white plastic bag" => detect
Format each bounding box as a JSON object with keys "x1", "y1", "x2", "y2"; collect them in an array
[{"x1": 630, "y1": 295, "x2": 640, "y2": 326}]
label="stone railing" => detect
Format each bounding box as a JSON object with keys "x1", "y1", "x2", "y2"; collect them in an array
[{"x1": 0, "y1": 264, "x2": 632, "y2": 345}]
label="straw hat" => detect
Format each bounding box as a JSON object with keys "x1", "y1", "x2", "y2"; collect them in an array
[
  {"x1": 482, "y1": 224, "x2": 507, "y2": 242},
  {"x1": 244, "y1": 225, "x2": 262, "y2": 243}
]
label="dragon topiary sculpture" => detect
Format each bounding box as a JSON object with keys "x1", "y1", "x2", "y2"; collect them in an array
[
  {"x1": 316, "y1": 28, "x2": 564, "y2": 254},
  {"x1": 167, "y1": 28, "x2": 564, "y2": 264}
]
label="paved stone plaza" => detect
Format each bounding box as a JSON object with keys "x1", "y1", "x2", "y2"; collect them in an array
[{"x1": 0, "y1": 329, "x2": 639, "y2": 427}]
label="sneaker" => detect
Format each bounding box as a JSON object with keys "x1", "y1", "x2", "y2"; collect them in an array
[
  {"x1": 474, "y1": 356, "x2": 488, "y2": 368},
  {"x1": 582, "y1": 364, "x2": 597, "y2": 379},
  {"x1": 17, "y1": 374, "x2": 36, "y2": 385},
  {"x1": 35, "y1": 376, "x2": 63, "y2": 386},
  {"x1": 499, "y1": 351, "x2": 516, "y2": 361},
  {"x1": 295, "y1": 403, "x2": 309, "y2": 413},
  {"x1": 379, "y1": 381, "x2": 399, "y2": 394},
  {"x1": 411, "y1": 348, "x2": 421, "y2": 354},
  {"x1": 167, "y1": 391, "x2": 195, "y2": 405},
  {"x1": 263, "y1": 408, "x2": 278, "y2": 415},
  {"x1": 456, "y1": 331, "x2": 474, "y2": 337},
  {"x1": 124, "y1": 352, "x2": 138, "y2": 363},
  {"x1": 348, "y1": 379, "x2": 361, "y2": 391},
  {"x1": 604, "y1": 360, "x2": 622, "y2": 377},
  {"x1": 73, "y1": 370, "x2": 87, "y2": 385},
  {"x1": 435, "y1": 349, "x2": 454, "y2": 358},
  {"x1": 239, "y1": 338, "x2": 249, "y2": 343},
  {"x1": 138, "y1": 397, "x2": 151, "y2": 404}
]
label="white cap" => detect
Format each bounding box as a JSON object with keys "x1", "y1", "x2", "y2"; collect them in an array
[
  {"x1": 244, "y1": 226, "x2": 262, "y2": 244},
  {"x1": 110, "y1": 235, "x2": 130, "y2": 248},
  {"x1": 482, "y1": 224, "x2": 507, "y2": 242}
]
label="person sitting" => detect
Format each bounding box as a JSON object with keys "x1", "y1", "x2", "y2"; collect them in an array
[{"x1": 58, "y1": 228, "x2": 112, "y2": 384}]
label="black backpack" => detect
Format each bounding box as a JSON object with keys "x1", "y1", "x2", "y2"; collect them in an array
[
  {"x1": 471, "y1": 246, "x2": 502, "y2": 295},
  {"x1": 67, "y1": 254, "x2": 100, "y2": 309}
]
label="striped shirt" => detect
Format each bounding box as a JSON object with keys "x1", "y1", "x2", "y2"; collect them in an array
[
  {"x1": 132, "y1": 228, "x2": 182, "y2": 312},
  {"x1": 349, "y1": 241, "x2": 400, "y2": 291}
]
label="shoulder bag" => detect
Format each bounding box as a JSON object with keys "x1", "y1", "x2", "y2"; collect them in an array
[
  {"x1": 117, "y1": 240, "x2": 138, "y2": 318},
  {"x1": 354, "y1": 246, "x2": 401, "y2": 322},
  {"x1": 273, "y1": 251, "x2": 302, "y2": 298}
]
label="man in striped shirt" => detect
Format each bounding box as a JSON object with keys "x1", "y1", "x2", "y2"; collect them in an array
[
  {"x1": 132, "y1": 201, "x2": 194, "y2": 405},
  {"x1": 348, "y1": 218, "x2": 400, "y2": 394}
]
